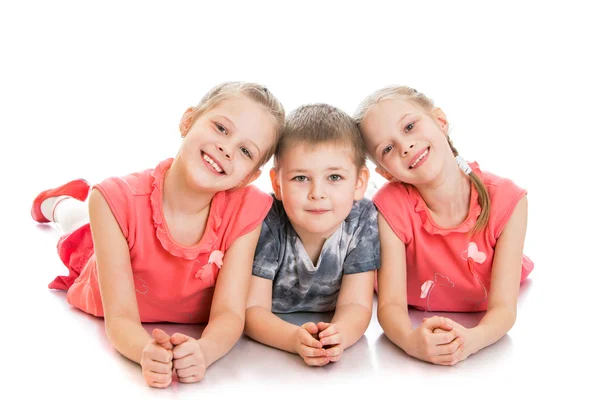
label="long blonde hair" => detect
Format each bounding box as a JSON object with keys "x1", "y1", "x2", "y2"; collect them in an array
[
  {"x1": 354, "y1": 85, "x2": 490, "y2": 233},
  {"x1": 182, "y1": 81, "x2": 285, "y2": 169}
]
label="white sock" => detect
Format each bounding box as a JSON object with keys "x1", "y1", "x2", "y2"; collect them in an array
[
  {"x1": 51, "y1": 197, "x2": 90, "y2": 233},
  {"x1": 40, "y1": 196, "x2": 66, "y2": 222}
]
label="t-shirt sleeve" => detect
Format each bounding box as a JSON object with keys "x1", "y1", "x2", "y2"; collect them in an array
[
  {"x1": 252, "y1": 204, "x2": 281, "y2": 280},
  {"x1": 486, "y1": 174, "x2": 528, "y2": 240},
  {"x1": 343, "y1": 199, "x2": 381, "y2": 274},
  {"x1": 92, "y1": 176, "x2": 136, "y2": 247},
  {"x1": 223, "y1": 185, "x2": 274, "y2": 251},
  {"x1": 372, "y1": 182, "x2": 414, "y2": 244}
]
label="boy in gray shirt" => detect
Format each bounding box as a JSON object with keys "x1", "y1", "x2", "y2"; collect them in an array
[{"x1": 245, "y1": 104, "x2": 380, "y2": 367}]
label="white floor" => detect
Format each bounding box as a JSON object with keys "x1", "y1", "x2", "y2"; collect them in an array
[
  {"x1": 2, "y1": 170, "x2": 593, "y2": 399},
  {"x1": 3, "y1": 1, "x2": 599, "y2": 398}
]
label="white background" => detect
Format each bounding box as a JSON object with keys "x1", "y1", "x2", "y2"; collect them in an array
[{"x1": 1, "y1": 1, "x2": 598, "y2": 399}]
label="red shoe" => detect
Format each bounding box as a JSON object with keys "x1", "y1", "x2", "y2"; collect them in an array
[{"x1": 31, "y1": 179, "x2": 90, "y2": 223}]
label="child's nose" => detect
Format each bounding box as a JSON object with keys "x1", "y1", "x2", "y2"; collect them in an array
[
  {"x1": 402, "y1": 144, "x2": 415, "y2": 156},
  {"x1": 309, "y1": 182, "x2": 326, "y2": 200},
  {"x1": 217, "y1": 144, "x2": 231, "y2": 160}
]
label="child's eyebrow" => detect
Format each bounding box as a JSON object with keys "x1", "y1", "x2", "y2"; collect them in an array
[
  {"x1": 245, "y1": 139, "x2": 260, "y2": 156},
  {"x1": 287, "y1": 166, "x2": 351, "y2": 173},
  {"x1": 397, "y1": 113, "x2": 414, "y2": 127}
]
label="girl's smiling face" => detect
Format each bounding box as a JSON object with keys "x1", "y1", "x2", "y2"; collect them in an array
[
  {"x1": 360, "y1": 98, "x2": 453, "y2": 185},
  {"x1": 179, "y1": 95, "x2": 277, "y2": 192}
]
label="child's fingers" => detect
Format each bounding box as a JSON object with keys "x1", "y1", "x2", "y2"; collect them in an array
[
  {"x1": 174, "y1": 365, "x2": 199, "y2": 379},
  {"x1": 172, "y1": 340, "x2": 197, "y2": 359},
  {"x1": 148, "y1": 346, "x2": 173, "y2": 363},
  {"x1": 302, "y1": 355, "x2": 329, "y2": 367},
  {"x1": 299, "y1": 344, "x2": 327, "y2": 358},
  {"x1": 427, "y1": 329, "x2": 457, "y2": 346},
  {"x1": 422, "y1": 316, "x2": 453, "y2": 332},
  {"x1": 318, "y1": 324, "x2": 338, "y2": 339},
  {"x1": 300, "y1": 331, "x2": 323, "y2": 349},
  {"x1": 170, "y1": 332, "x2": 192, "y2": 347},
  {"x1": 432, "y1": 344, "x2": 464, "y2": 366},
  {"x1": 147, "y1": 360, "x2": 173, "y2": 374},
  {"x1": 173, "y1": 354, "x2": 198, "y2": 370},
  {"x1": 320, "y1": 332, "x2": 341, "y2": 347},
  {"x1": 301, "y1": 322, "x2": 319, "y2": 335},
  {"x1": 325, "y1": 344, "x2": 343, "y2": 359},
  {"x1": 152, "y1": 329, "x2": 174, "y2": 350},
  {"x1": 143, "y1": 370, "x2": 172, "y2": 386},
  {"x1": 316, "y1": 321, "x2": 330, "y2": 331},
  {"x1": 178, "y1": 375, "x2": 203, "y2": 384},
  {"x1": 436, "y1": 337, "x2": 463, "y2": 356}
]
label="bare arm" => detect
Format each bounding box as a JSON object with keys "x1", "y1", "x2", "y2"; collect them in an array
[
  {"x1": 328, "y1": 271, "x2": 374, "y2": 350},
  {"x1": 376, "y1": 213, "x2": 459, "y2": 364},
  {"x1": 467, "y1": 196, "x2": 528, "y2": 354},
  {"x1": 244, "y1": 276, "x2": 306, "y2": 354},
  {"x1": 89, "y1": 188, "x2": 152, "y2": 364},
  {"x1": 375, "y1": 213, "x2": 414, "y2": 350},
  {"x1": 196, "y1": 224, "x2": 262, "y2": 367}
]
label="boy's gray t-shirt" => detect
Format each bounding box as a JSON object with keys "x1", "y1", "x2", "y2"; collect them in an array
[{"x1": 252, "y1": 195, "x2": 381, "y2": 313}]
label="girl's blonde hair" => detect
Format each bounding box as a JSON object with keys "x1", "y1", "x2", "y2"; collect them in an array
[
  {"x1": 354, "y1": 85, "x2": 490, "y2": 233},
  {"x1": 183, "y1": 81, "x2": 285, "y2": 169}
]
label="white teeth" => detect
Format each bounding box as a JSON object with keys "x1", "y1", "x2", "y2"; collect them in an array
[
  {"x1": 410, "y1": 149, "x2": 429, "y2": 168},
  {"x1": 203, "y1": 154, "x2": 223, "y2": 173}
]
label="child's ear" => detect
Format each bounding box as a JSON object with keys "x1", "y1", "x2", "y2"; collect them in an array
[
  {"x1": 431, "y1": 107, "x2": 449, "y2": 134},
  {"x1": 179, "y1": 107, "x2": 195, "y2": 137},
  {"x1": 375, "y1": 166, "x2": 395, "y2": 181},
  {"x1": 269, "y1": 168, "x2": 282, "y2": 200},
  {"x1": 353, "y1": 166, "x2": 370, "y2": 201}
]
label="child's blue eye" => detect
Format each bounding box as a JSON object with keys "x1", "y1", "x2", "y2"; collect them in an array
[
  {"x1": 329, "y1": 174, "x2": 342, "y2": 181},
  {"x1": 382, "y1": 145, "x2": 393, "y2": 155},
  {"x1": 215, "y1": 123, "x2": 227, "y2": 134},
  {"x1": 241, "y1": 147, "x2": 253, "y2": 159},
  {"x1": 292, "y1": 176, "x2": 308, "y2": 182}
]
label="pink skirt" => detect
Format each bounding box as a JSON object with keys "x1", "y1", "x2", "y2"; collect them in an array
[{"x1": 48, "y1": 223, "x2": 95, "y2": 291}]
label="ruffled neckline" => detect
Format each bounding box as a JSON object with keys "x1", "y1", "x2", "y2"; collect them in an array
[
  {"x1": 150, "y1": 158, "x2": 222, "y2": 260},
  {"x1": 410, "y1": 161, "x2": 482, "y2": 236}
]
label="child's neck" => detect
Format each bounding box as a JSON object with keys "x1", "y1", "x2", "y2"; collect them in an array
[
  {"x1": 414, "y1": 164, "x2": 472, "y2": 229},
  {"x1": 161, "y1": 159, "x2": 215, "y2": 247},
  {"x1": 293, "y1": 224, "x2": 339, "y2": 266},
  {"x1": 163, "y1": 160, "x2": 214, "y2": 215}
]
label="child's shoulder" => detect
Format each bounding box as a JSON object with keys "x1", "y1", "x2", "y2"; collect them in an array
[
  {"x1": 348, "y1": 197, "x2": 377, "y2": 218},
  {"x1": 94, "y1": 167, "x2": 156, "y2": 204},
  {"x1": 475, "y1": 162, "x2": 527, "y2": 203},
  {"x1": 262, "y1": 194, "x2": 287, "y2": 227},
  {"x1": 344, "y1": 197, "x2": 378, "y2": 233},
  {"x1": 371, "y1": 181, "x2": 414, "y2": 215}
]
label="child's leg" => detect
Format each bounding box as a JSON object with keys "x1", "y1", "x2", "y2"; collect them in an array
[
  {"x1": 31, "y1": 178, "x2": 90, "y2": 223},
  {"x1": 48, "y1": 196, "x2": 90, "y2": 233}
]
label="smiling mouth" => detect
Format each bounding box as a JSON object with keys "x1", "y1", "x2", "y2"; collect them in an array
[
  {"x1": 409, "y1": 147, "x2": 430, "y2": 169},
  {"x1": 202, "y1": 152, "x2": 225, "y2": 174}
]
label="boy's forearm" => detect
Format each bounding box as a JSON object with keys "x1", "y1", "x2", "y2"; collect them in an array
[
  {"x1": 377, "y1": 303, "x2": 414, "y2": 352},
  {"x1": 245, "y1": 306, "x2": 300, "y2": 354},
  {"x1": 197, "y1": 311, "x2": 245, "y2": 367},
  {"x1": 331, "y1": 303, "x2": 372, "y2": 349},
  {"x1": 471, "y1": 306, "x2": 516, "y2": 354},
  {"x1": 105, "y1": 317, "x2": 152, "y2": 364}
]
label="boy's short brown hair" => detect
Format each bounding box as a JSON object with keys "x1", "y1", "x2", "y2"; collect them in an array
[{"x1": 274, "y1": 104, "x2": 367, "y2": 170}]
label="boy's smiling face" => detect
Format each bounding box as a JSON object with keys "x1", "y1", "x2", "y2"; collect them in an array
[{"x1": 270, "y1": 142, "x2": 369, "y2": 240}]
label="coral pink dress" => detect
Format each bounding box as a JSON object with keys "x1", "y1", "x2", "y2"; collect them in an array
[
  {"x1": 49, "y1": 158, "x2": 272, "y2": 323},
  {"x1": 373, "y1": 162, "x2": 534, "y2": 312}
]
